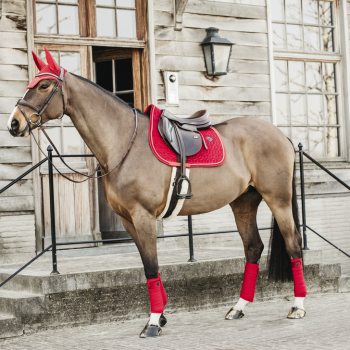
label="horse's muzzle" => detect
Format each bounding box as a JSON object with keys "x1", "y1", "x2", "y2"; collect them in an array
[{"x1": 8, "y1": 119, "x2": 28, "y2": 137}]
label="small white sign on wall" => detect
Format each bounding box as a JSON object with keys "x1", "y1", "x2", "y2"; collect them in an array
[{"x1": 165, "y1": 72, "x2": 179, "y2": 106}]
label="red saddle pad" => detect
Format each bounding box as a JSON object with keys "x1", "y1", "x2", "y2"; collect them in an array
[{"x1": 146, "y1": 104, "x2": 226, "y2": 168}]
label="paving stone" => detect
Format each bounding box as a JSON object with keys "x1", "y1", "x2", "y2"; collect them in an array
[{"x1": 0, "y1": 292, "x2": 349, "y2": 350}]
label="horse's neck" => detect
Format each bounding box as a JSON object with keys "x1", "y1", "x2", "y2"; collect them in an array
[{"x1": 63, "y1": 73, "x2": 135, "y2": 170}]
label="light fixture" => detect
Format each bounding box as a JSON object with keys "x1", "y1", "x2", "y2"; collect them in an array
[{"x1": 201, "y1": 27, "x2": 234, "y2": 76}]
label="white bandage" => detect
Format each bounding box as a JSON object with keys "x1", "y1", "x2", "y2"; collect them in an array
[
  {"x1": 234, "y1": 298, "x2": 249, "y2": 311},
  {"x1": 293, "y1": 297, "x2": 305, "y2": 309},
  {"x1": 149, "y1": 313, "x2": 161, "y2": 326}
]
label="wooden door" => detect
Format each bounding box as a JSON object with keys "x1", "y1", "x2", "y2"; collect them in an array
[
  {"x1": 37, "y1": 44, "x2": 100, "y2": 248},
  {"x1": 93, "y1": 47, "x2": 144, "y2": 241}
]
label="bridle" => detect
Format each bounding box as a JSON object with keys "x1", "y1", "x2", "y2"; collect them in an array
[
  {"x1": 17, "y1": 68, "x2": 66, "y2": 129},
  {"x1": 15, "y1": 67, "x2": 138, "y2": 183}
]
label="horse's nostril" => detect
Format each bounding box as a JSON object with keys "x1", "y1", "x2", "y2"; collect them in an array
[{"x1": 11, "y1": 119, "x2": 20, "y2": 131}]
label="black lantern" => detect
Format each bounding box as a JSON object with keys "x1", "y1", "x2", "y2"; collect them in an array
[{"x1": 201, "y1": 27, "x2": 234, "y2": 76}]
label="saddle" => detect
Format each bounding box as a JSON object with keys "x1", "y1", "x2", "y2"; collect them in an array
[{"x1": 158, "y1": 109, "x2": 211, "y2": 199}]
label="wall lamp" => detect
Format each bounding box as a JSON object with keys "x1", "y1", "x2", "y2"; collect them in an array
[{"x1": 201, "y1": 27, "x2": 234, "y2": 76}]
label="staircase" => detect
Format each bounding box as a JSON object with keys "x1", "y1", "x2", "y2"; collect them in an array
[{"x1": 0, "y1": 249, "x2": 348, "y2": 339}]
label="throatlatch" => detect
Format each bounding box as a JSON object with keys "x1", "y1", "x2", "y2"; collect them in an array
[
  {"x1": 147, "y1": 274, "x2": 167, "y2": 313},
  {"x1": 291, "y1": 258, "x2": 307, "y2": 297},
  {"x1": 240, "y1": 262, "x2": 259, "y2": 302}
]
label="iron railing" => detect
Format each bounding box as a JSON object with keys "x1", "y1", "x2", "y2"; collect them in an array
[{"x1": 0, "y1": 144, "x2": 349, "y2": 288}]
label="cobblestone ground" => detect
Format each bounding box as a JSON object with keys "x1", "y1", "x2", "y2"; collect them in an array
[{"x1": 1, "y1": 293, "x2": 349, "y2": 350}]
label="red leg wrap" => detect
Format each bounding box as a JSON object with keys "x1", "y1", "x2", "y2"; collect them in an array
[
  {"x1": 240, "y1": 262, "x2": 259, "y2": 302},
  {"x1": 147, "y1": 276, "x2": 164, "y2": 313},
  {"x1": 291, "y1": 258, "x2": 307, "y2": 297},
  {"x1": 158, "y1": 273, "x2": 167, "y2": 306}
]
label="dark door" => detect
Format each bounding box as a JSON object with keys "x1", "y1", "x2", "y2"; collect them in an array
[{"x1": 93, "y1": 47, "x2": 143, "y2": 241}]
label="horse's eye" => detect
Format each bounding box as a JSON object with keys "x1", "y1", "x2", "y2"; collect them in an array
[{"x1": 40, "y1": 84, "x2": 48, "y2": 90}]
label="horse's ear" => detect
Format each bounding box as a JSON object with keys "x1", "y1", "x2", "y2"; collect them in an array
[
  {"x1": 45, "y1": 47, "x2": 60, "y2": 72},
  {"x1": 32, "y1": 51, "x2": 46, "y2": 70}
]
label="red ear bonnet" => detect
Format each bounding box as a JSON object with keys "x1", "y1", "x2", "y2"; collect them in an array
[
  {"x1": 27, "y1": 48, "x2": 66, "y2": 89},
  {"x1": 45, "y1": 47, "x2": 61, "y2": 73},
  {"x1": 32, "y1": 52, "x2": 46, "y2": 70}
]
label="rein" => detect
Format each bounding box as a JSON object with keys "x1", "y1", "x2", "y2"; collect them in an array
[{"x1": 16, "y1": 68, "x2": 138, "y2": 183}]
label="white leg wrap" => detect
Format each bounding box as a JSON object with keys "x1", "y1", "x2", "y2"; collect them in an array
[
  {"x1": 149, "y1": 313, "x2": 161, "y2": 326},
  {"x1": 293, "y1": 297, "x2": 305, "y2": 310},
  {"x1": 234, "y1": 298, "x2": 249, "y2": 311}
]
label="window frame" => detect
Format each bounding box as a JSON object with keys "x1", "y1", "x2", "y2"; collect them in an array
[
  {"x1": 33, "y1": 0, "x2": 87, "y2": 36},
  {"x1": 95, "y1": 0, "x2": 136, "y2": 39},
  {"x1": 270, "y1": 0, "x2": 346, "y2": 161},
  {"x1": 33, "y1": 0, "x2": 144, "y2": 40},
  {"x1": 92, "y1": 47, "x2": 144, "y2": 110},
  {"x1": 272, "y1": 0, "x2": 339, "y2": 54}
]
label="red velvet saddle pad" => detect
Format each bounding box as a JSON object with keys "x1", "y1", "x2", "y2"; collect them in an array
[{"x1": 146, "y1": 104, "x2": 226, "y2": 168}]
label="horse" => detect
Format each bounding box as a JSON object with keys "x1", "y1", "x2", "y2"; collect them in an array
[{"x1": 7, "y1": 49, "x2": 307, "y2": 338}]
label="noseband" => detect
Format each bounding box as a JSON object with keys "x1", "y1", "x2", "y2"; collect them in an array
[
  {"x1": 16, "y1": 68, "x2": 66, "y2": 128},
  {"x1": 13, "y1": 67, "x2": 138, "y2": 183}
]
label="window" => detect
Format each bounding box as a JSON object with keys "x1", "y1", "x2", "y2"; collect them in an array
[
  {"x1": 35, "y1": 0, "x2": 79, "y2": 35},
  {"x1": 36, "y1": 45, "x2": 88, "y2": 165},
  {"x1": 96, "y1": 0, "x2": 136, "y2": 38},
  {"x1": 34, "y1": 0, "x2": 141, "y2": 39},
  {"x1": 272, "y1": 0, "x2": 335, "y2": 52},
  {"x1": 93, "y1": 47, "x2": 144, "y2": 110},
  {"x1": 96, "y1": 58, "x2": 134, "y2": 105},
  {"x1": 272, "y1": 0, "x2": 341, "y2": 158}
]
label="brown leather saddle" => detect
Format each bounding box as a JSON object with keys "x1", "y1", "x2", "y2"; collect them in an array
[{"x1": 158, "y1": 109, "x2": 211, "y2": 199}]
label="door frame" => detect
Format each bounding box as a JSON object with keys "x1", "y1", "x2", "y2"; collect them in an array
[{"x1": 92, "y1": 46, "x2": 148, "y2": 240}]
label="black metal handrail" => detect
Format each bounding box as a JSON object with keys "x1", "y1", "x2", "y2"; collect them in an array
[
  {"x1": 0, "y1": 158, "x2": 48, "y2": 195},
  {"x1": 297, "y1": 142, "x2": 350, "y2": 258},
  {"x1": 1, "y1": 144, "x2": 349, "y2": 288}
]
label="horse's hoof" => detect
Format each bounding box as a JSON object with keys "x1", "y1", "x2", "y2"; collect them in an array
[
  {"x1": 287, "y1": 307, "x2": 306, "y2": 319},
  {"x1": 139, "y1": 324, "x2": 162, "y2": 338},
  {"x1": 225, "y1": 307, "x2": 244, "y2": 320},
  {"x1": 159, "y1": 313, "x2": 167, "y2": 327}
]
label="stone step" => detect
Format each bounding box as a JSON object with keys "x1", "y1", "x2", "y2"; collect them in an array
[
  {"x1": 338, "y1": 275, "x2": 350, "y2": 292},
  {"x1": 0, "y1": 314, "x2": 23, "y2": 339},
  {"x1": 302, "y1": 249, "x2": 322, "y2": 265},
  {"x1": 0, "y1": 290, "x2": 44, "y2": 318},
  {"x1": 0, "y1": 250, "x2": 324, "y2": 295},
  {"x1": 41, "y1": 242, "x2": 138, "y2": 259},
  {"x1": 0, "y1": 257, "x2": 341, "y2": 340}
]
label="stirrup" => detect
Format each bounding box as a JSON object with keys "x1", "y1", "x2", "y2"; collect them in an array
[{"x1": 176, "y1": 176, "x2": 193, "y2": 199}]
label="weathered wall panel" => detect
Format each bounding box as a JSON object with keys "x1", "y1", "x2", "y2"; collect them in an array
[
  {"x1": 0, "y1": 0, "x2": 34, "y2": 264},
  {"x1": 154, "y1": 0, "x2": 270, "y2": 120},
  {"x1": 0, "y1": 215, "x2": 35, "y2": 265}
]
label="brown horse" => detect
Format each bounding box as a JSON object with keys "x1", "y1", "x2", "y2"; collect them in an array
[{"x1": 7, "y1": 50, "x2": 307, "y2": 337}]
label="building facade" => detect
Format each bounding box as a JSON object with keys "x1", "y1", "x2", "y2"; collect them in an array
[{"x1": 1, "y1": 0, "x2": 350, "y2": 273}]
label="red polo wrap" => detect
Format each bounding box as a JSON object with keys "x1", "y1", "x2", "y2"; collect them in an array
[
  {"x1": 291, "y1": 258, "x2": 307, "y2": 297},
  {"x1": 158, "y1": 273, "x2": 167, "y2": 306},
  {"x1": 240, "y1": 262, "x2": 259, "y2": 302},
  {"x1": 147, "y1": 276, "x2": 164, "y2": 313}
]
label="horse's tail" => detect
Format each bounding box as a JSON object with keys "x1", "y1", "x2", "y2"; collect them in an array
[{"x1": 268, "y1": 159, "x2": 302, "y2": 282}]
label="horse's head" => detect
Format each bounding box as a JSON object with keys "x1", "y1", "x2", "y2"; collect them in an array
[{"x1": 8, "y1": 48, "x2": 67, "y2": 137}]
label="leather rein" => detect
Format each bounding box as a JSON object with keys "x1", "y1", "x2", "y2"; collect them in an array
[{"x1": 16, "y1": 68, "x2": 138, "y2": 183}]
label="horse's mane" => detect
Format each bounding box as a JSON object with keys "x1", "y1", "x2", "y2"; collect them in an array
[{"x1": 71, "y1": 73, "x2": 144, "y2": 115}]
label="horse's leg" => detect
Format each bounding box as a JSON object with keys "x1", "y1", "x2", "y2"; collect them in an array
[
  {"x1": 260, "y1": 179, "x2": 307, "y2": 319},
  {"x1": 121, "y1": 213, "x2": 167, "y2": 337},
  {"x1": 225, "y1": 187, "x2": 264, "y2": 320}
]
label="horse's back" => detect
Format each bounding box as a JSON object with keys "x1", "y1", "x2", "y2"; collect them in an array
[{"x1": 214, "y1": 117, "x2": 294, "y2": 162}]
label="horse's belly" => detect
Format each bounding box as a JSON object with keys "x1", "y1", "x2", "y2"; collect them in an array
[{"x1": 178, "y1": 163, "x2": 249, "y2": 216}]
